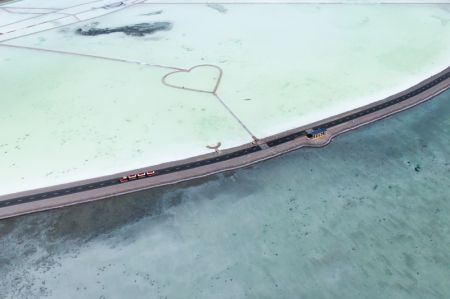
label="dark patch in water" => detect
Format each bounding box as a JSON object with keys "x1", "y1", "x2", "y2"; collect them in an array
[
  {"x1": 141, "y1": 10, "x2": 163, "y2": 16},
  {"x1": 75, "y1": 22, "x2": 172, "y2": 37},
  {"x1": 102, "y1": 1, "x2": 125, "y2": 9},
  {"x1": 414, "y1": 164, "x2": 421, "y2": 172},
  {"x1": 206, "y1": 3, "x2": 227, "y2": 14}
]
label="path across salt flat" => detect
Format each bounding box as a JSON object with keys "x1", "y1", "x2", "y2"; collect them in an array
[{"x1": 1, "y1": 1, "x2": 450, "y2": 196}]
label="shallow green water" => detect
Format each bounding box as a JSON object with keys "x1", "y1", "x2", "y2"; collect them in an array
[{"x1": 1, "y1": 90, "x2": 450, "y2": 298}]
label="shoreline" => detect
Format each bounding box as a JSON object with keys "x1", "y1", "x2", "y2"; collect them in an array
[
  {"x1": 2, "y1": 45, "x2": 450, "y2": 195},
  {"x1": 1, "y1": 65, "x2": 450, "y2": 219}
]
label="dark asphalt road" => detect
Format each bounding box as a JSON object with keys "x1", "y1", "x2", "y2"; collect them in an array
[{"x1": 2, "y1": 70, "x2": 450, "y2": 209}]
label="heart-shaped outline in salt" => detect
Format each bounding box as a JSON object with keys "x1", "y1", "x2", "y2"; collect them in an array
[{"x1": 162, "y1": 64, "x2": 223, "y2": 94}]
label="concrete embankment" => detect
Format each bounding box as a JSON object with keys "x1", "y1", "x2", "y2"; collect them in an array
[{"x1": 1, "y1": 65, "x2": 450, "y2": 219}]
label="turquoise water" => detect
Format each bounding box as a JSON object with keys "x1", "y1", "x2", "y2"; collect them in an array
[{"x1": 1, "y1": 90, "x2": 450, "y2": 298}]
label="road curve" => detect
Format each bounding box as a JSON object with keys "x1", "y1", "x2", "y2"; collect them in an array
[{"x1": 1, "y1": 66, "x2": 450, "y2": 219}]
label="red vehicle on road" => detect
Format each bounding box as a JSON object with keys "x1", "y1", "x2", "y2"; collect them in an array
[{"x1": 119, "y1": 170, "x2": 156, "y2": 183}]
